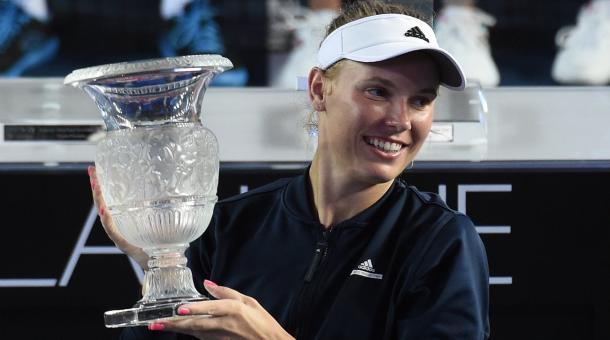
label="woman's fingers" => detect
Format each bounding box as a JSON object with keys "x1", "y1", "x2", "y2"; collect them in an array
[
  {"x1": 151, "y1": 316, "x2": 224, "y2": 337},
  {"x1": 149, "y1": 284, "x2": 292, "y2": 339},
  {"x1": 88, "y1": 166, "x2": 119, "y2": 239},
  {"x1": 174, "y1": 280, "x2": 260, "y2": 318},
  {"x1": 87, "y1": 166, "x2": 148, "y2": 268},
  {"x1": 178, "y1": 299, "x2": 242, "y2": 317},
  {"x1": 156, "y1": 298, "x2": 249, "y2": 336},
  {"x1": 88, "y1": 166, "x2": 100, "y2": 206},
  {"x1": 203, "y1": 279, "x2": 237, "y2": 300},
  {"x1": 202, "y1": 280, "x2": 259, "y2": 307},
  {"x1": 89, "y1": 167, "x2": 105, "y2": 218}
]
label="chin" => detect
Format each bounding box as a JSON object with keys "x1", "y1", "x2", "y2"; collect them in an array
[{"x1": 361, "y1": 164, "x2": 402, "y2": 185}]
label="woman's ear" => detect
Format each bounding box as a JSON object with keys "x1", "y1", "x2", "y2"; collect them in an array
[{"x1": 308, "y1": 67, "x2": 326, "y2": 112}]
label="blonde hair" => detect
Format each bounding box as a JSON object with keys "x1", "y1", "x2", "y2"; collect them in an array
[{"x1": 327, "y1": 1, "x2": 427, "y2": 37}]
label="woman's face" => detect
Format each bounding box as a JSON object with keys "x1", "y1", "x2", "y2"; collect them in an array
[{"x1": 310, "y1": 52, "x2": 440, "y2": 185}]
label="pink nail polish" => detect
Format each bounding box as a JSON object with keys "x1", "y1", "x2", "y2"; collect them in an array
[
  {"x1": 177, "y1": 307, "x2": 190, "y2": 315},
  {"x1": 204, "y1": 279, "x2": 218, "y2": 287},
  {"x1": 148, "y1": 323, "x2": 165, "y2": 331},
  {"x1": 87, "y1": 166, "x2": 94, "y2": 176},
  {"x1": 99, "y1": 206, "x2": 105, "y2": 217}
]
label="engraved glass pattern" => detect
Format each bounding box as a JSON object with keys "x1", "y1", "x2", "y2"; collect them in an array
[{"x1": 96, "y1": 125, "x2": 219, "y2": 248}]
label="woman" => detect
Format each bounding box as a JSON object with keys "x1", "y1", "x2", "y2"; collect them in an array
[{"x1": 90, "y1": 1, "x2": 490, "y2": 339}]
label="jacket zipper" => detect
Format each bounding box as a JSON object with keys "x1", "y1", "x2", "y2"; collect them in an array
[
  {"x1": 304, "y1": 238, "x2": 329, "y2": 282},
  {"x1": 293, "y1": 229, "x2": 331, "y2": 337}
]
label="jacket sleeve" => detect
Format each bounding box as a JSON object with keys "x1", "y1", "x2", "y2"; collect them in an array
[{"x1": 394, "y1": 214, "x2": 490, "y2": 340}]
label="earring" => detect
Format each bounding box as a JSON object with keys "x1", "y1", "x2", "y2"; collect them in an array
[
  {"x1": 406, "y1": 160, "x2": 414, "y2": 170},
  {"x1": 307, "y1": 111, "x2": 319, "y2": 137}
]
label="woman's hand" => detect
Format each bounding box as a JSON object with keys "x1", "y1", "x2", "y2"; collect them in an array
[
  {"x1": 148, "y1": 280, "x2": 294, "y2": 340},
  {"x1": 88, "y1": 166, "x2": 149, "y2": 269}
]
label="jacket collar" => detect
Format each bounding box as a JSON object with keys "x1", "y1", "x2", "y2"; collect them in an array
[{"x1": 282, "y1": 166, "x2": 398, "y2": 229}]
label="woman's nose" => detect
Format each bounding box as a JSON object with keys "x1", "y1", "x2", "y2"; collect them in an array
[{"x1": 387, "y1": 97, "x2": 412, "y2": 131}]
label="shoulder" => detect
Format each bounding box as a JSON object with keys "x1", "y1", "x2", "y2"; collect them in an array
[
  {"x1": 391, "y1": 182, "x2": 488, "y2": 288},
  {"x1": 394, "y1": 179, "x2": 481, "y2": 249},
  {"x1": 394, "y1": 179, "x2": 468, "y2": 228},
  {"x1": 203, "y1": 176, "x2": 295, "y2": 241},
  {"x1": 212, "y1": 176, "x2": 294, "y2": 222},
  {"x1": 217, "y1": 177, "x2": 292, "y2": 207},
  {"x1": 396, "y1": 179, "x2": 456, "y2": 214}
]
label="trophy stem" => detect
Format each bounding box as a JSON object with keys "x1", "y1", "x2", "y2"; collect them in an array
[
  {"x1": 104, "y1": 245, "x2": 208, "y2": 328},
  {"x1": 140, "y1": 246, "x2": 202, "y2": 302}
]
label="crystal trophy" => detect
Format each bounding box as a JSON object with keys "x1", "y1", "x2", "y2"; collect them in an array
[{"x1": 64, "y1": 55, "x2": 232, "y2": 327}]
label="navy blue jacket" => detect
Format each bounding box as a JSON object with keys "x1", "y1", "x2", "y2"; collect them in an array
[{"x1": 123, "y1": 172, "x2": 490, "y2": 339}]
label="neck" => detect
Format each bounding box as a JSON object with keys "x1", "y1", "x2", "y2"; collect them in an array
[{"x1": 309, "y1": 153, "x2": 393, "y2": 229}]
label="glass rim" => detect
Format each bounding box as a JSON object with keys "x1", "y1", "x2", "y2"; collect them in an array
[{"x1": 63, "y1": 54, "x2": 233, "y2": 86}]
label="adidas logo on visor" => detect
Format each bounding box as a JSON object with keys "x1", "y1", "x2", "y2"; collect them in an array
[{"x1": 404, "y1": 26, "x2": 429, "y2": 42}]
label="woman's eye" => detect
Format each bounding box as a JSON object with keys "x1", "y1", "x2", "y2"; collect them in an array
[
  {"x1": 366, "y1": 88, "x2": 387, "y2": 98},
  {"x1": 411, "y1": 97, "x2": 432, "y2": 109}
]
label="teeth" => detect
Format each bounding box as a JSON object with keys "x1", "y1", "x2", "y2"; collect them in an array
[{"x1": 366, "y1": 137, "x2": 402, "y2": 152}]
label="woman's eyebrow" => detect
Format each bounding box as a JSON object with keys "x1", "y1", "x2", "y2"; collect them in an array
[
  {"x1": 363, "y1": 76, "x2": 396, "y2": 88},
  {"x1": 363, "y1": 77, "x2": 438, "y2": 97}
]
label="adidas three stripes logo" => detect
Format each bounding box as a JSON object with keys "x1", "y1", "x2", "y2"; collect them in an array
[{"x1": 404, "y1": 26, "x2": 429, "y2": 42}]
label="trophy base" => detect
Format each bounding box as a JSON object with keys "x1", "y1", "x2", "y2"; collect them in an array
[{"x1": 104, "y1": 296, "x2": 209, "y2": 328}]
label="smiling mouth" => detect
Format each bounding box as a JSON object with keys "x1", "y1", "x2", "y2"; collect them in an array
[{"x1": 364, "y1": 136, "x2": 406, "y2": 154}]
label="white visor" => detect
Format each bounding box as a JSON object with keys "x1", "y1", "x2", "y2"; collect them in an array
[{"x1": 317, "y1": 14, "x2": 466, "y2": 90}]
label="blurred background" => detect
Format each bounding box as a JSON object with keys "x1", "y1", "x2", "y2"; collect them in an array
[{"x1": 1, "y1": 0, "x2": 607, "y2": 86}]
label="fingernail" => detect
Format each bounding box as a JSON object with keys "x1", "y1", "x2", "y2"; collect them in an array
[
  {"x1": 91, "y1": 180, "x2": 96, "y2": 191},
  {"x1": 177, "y1": 307, "x2": 190, "y2": 315},
  {"x1": 204, "y1": 279, "x2": 218, "y2": 288},
  {"x1": 148, "y1": 323, "x2": 165, "y2": 331},
  {"x1": 87, "y1": 166, "x2": 94, "y2": 176},
  {"x1": 99, "y1": 206, "x2": 105, "y2": 217}
]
